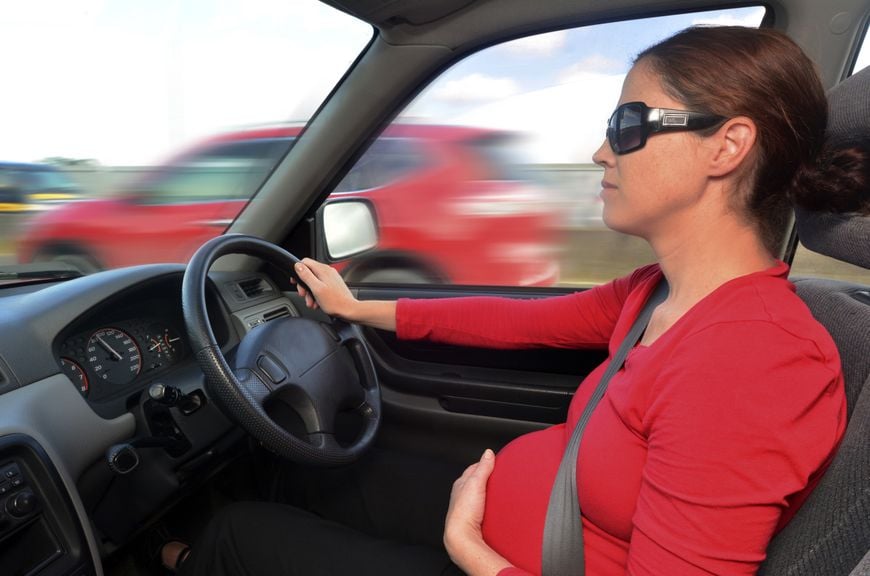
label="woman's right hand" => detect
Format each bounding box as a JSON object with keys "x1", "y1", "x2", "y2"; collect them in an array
[{"x1": 292, "y1": 258, "x2": 358, "y2": 320}]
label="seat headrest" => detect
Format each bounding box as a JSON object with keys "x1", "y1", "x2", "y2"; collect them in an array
[{"x1": 794, "y1": 66, "x2": 870, "y2": 270}]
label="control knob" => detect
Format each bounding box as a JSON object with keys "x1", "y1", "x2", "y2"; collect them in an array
[{"x1": 6, "y1": 489, "x2": 37, "y2": 517}]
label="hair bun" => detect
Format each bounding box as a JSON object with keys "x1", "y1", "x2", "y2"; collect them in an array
[{"x1": 790, "y1": 145, "x2": 870, "y2": 214}]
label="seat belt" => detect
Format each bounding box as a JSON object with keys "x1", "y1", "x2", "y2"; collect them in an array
[{"x1": 542, "y1": 279, "x2": 669, "y2": 576}]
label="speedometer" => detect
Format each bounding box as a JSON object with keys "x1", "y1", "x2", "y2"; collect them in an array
[{"x1": 86, "y1": 328, "x2": 142, "y2": 387}]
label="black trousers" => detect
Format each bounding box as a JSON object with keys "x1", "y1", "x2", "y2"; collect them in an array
[{"x1": 178, "y1": 501, "x2": 465, "y2": 576}]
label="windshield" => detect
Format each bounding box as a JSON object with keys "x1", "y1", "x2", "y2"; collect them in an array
[{"x1": 0, "y1": 0, "x2": 371, "y2": 278}]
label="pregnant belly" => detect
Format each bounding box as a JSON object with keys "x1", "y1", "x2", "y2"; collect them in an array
[{"x1": 482, "y1": 425, "x2": 565, "y2": 574}]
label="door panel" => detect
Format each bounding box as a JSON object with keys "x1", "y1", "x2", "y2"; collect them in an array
[{"x1": 350, "y1": 285, "x2": 607, "y2": 461}]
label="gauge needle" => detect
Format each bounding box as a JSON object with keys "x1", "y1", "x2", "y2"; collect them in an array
[
  {"x1": 149, "y1": 339, "x2": 162, "y2": 352},
  {"x1": 96, "y1": 335, "x2": 123, "y2": 361}
]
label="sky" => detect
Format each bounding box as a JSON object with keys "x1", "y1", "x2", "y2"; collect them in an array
[
  {"x1": 407, "y1": 8, "x2": 767, "y2": 163},
  {"x1": 0, "y1": 0, "x2": 372, "y2": 165},
  {"x1": 0, "y1": 1, "x2": 861, "y2": 166}
]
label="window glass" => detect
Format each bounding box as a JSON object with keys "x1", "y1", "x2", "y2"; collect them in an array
[
  {"x1": 329, "y1": 7, "x2": 766, "y2": 287},
  {"x1": 852, "y1": 22, "x2": 869, "y2": 74},
  {"x1": 0, "y1": 172, "x2": 15, "y2": 191},
  {"x1": 0, "y1": 1, "x2": 370, "y2": 274},
  {"x1": 791, "y1": 248, "x2": 870, "y2": 284},
  {"x1": 0, "y1": 190, "x2": 21, "y2": 205},
  {"x1": 334, "y1": 139, "x2": 428, "y2": 192},
  {"x1": 0, "y1": 171, "x2": 23, "y2": 205},
  {"x1": 16, "y1": 170, "x2": 80, "y2": 193},
  {"x1": 131, "y1": 139, "x2": 294, "y2": 204},
  {"x1": 136, "y1": 167, "x2": 254, "y2": 204}
]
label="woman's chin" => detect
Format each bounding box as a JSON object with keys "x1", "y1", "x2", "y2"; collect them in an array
[
  {"x1": 601, "y1": 210, "x2": 628, "y2": 233},
  {"x1": 601, "y1": 212, "x2": 647, "y2": 240}
]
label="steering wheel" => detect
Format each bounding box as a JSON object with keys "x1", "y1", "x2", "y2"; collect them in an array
[{"x1": 181, "y1": 234, "x2": 381, "y2": 466}]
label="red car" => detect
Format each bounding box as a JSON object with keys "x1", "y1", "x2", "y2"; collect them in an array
[{"x1": 18, "y1": 124, "x2": 562, "y2": 286}]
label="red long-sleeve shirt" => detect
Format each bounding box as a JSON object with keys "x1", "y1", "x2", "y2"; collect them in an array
[{"x1": 396, "y1": 263, "x2": 845, "y2": 575}]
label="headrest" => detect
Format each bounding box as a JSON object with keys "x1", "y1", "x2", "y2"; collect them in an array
[
  {"x1": 795, "y1": 66, "x2": 870, "y2": 270},
  {"x1": 827, "y1": 65, "x2": 870, "y2": 148}
]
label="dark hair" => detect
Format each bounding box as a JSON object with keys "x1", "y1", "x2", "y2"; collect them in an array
[
  {"x1": 793, "y1": 144, "x2": 869, "y2": 214},
  {"x1": 637, "y1": 26, "x2": 869, "y2": 254}
]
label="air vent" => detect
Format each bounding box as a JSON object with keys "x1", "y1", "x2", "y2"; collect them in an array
[
  {"x1": 243, "y1": 305, "x2": 293, "y2": 330},
  {"x1": 240, "y1": 278, "x2": 266, "y2": 298},
  {"x1": 231, "y1": 277, "x2": 273, "y2": 301},
  {"x1": 263, "y1": 306, "x2": 291, "y2": 323}
]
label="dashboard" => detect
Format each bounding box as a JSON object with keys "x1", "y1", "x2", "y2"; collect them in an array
[
  {"x1": 44, "y1": 272, "x2": 232, "y2": 420},
  {"x1": 0, "y1": 263, "x2": 302, "y2": 576}
]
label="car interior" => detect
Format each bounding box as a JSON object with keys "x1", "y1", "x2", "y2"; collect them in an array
[{"x1": 0, "y1": 1, "x2": 868, "y2": 575}]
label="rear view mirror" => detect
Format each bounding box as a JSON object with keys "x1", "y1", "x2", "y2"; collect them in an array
[{"x1": 321, "y1": 200, "x2": 378, "y2": 260}]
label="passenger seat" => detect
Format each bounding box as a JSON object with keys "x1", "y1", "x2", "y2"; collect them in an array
[{"x1": 759, "y1": 67, "x2": 870, "y2": 576}]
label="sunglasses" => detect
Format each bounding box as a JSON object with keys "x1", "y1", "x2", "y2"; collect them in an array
[{"x1": 606, "y1": 101, "x2": 726, "y2": 155}]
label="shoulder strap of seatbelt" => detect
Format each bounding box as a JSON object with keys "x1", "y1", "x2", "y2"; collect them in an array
[{"x1": 542, "y1": 278, "x2": 669, "y2": 576}]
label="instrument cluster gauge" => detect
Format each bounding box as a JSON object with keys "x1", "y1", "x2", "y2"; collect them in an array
[
  {"x1": 143, "y1": 324, "x2": 184, "y2": 371},
  {"x1": 86, "y1": 328, "x2": 142, "y2": 386},
  {"x1": 60, "y1": 358, "x2": 89, "y2": 396}
]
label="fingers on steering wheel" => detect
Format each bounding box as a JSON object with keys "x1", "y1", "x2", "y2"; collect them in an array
[
  {"x1": 294, "y1": 260, "x2": 324, "y2": 309},
  {"x1": 294, "y1": 261, "x2": 314, "y2": 286}
]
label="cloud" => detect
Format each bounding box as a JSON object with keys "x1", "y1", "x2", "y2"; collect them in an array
[
  {"x1": 430, "y1": 73, "x2": 521, "y2": 103},
  {"x1": 450, "y1": 72, "x2": 626, "y2": 164},
  {"x1": 558, "y1": 54, "x2": 626, "y2": 82},
  {"x1": 502, "y1": 30, "x2": 567, "y2": 56},
  {"x1": 692, "y1": 8, "x2": 765, "y2": 27}
]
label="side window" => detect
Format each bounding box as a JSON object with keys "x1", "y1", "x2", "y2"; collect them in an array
[
  {"x1": 334, "y1": 139, "x2": 428, "y2": 193},
  {"x1": 0, "y1": 171, "x2": 23, "y2": 204},
  {"x1": 11, "y1": 171, "x2": 35, "y2": 193},
  {"x1": 29, "y1": 169, "x2": 80, "y2": 192},
  {"x1": 789, "y1": 23, "x2": 870, "y2": 285},
  {"x1": 852, "y1": 22, "x2": 869, "y2": 74},
  {"x1": 135, "y1": 139, "x2": 292, "y2": 204},
  {"x1": 328, "y1": 7, "x2": 766, "y2": 287},
  {"x1": 140, "y1": 166, "x2": 254, "y2": 204}
]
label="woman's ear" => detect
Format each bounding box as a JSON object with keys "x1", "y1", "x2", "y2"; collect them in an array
[{"x1": 706, "y1": 116, "x2": 757, "y2": 177}]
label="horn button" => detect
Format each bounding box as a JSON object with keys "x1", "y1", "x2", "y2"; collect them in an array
[{"x1": 257, "y1": 354, "x2": 287, "y2": 384}]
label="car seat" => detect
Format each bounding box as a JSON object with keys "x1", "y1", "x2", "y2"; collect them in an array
[{"x1": 759, "y1": 66, "x2": 870, "y2": 576}]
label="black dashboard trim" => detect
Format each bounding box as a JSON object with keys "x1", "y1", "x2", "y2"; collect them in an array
[{"x1": 0, "y1": 433, "x2": 96, "y2": 576}]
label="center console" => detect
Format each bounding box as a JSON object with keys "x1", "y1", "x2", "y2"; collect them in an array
[{"x1": 0, "y1": 435, "x2": 95, "y2": 576}]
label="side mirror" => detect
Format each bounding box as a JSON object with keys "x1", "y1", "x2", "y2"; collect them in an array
[{"x1": 320, "y1": 199, "x2": 378, "y2": 260}]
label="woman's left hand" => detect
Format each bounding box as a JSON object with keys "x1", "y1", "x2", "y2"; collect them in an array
[{"x1": 444, "y1": 449, "x2": 514, "y2": 575}]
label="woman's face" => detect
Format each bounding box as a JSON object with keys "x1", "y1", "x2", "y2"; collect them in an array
[{"x1": 592, "y1": 59, "x2": 713, "y2": 241}]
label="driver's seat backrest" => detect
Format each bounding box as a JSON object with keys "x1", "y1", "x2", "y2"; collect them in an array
[{"x1": 759, "y1": 66, "x2": 870, "y2": 576}]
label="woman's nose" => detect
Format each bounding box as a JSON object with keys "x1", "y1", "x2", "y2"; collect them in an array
[{"x1": 592, "y1": 138, "x2": 614, "y2": 167}]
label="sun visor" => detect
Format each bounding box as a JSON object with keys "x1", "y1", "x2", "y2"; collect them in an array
[{"x1": 320, "y1": 0, "x2": 477, "y2": 26}]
